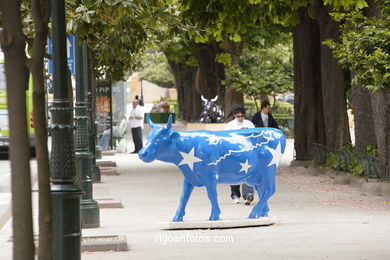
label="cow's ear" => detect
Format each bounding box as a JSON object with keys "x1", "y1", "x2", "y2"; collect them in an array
[
  {"x1": 147, "y1": 114, "x2": 157, "y2": 129},
  {"x1": 165, "y1": 114, "x2": 173, "y2": 130}
]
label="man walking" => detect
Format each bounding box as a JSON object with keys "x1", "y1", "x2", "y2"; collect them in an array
[{"x1": 129, "y1": 99, "x2": 144, "y2": 154}]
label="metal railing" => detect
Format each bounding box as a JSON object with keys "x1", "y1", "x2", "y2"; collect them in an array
[{"x1": 307, "y1": 143, "x2": 382, "y2": 180}]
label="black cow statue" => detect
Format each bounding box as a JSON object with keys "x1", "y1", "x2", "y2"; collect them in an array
[{"x1": 197, "y1": 95, "x2": 224, "y2": 123}]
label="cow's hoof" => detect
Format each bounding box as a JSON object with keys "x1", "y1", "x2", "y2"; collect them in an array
[
  {"x1": 248, "y1": 212, "x2": 262, "y2": 219},
  {"x1": 208, "y1": 215, "x2": 220, "y2": 221},
  {"x1": 172, "y1": 215, "x2": 183, "y2": 222}
]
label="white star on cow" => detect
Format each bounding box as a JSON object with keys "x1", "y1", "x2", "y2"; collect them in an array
[
  {"x1": 178, "y1": 147, "x2": 203, "y2": 171},
  {"x1": 239, "y1": 159, "x2": 252, "y2": 174},
  {"x1": 266, "y1": 142, "x2": 283, "y2": 168}
]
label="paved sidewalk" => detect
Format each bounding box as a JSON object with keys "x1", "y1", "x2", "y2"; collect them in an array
[{"x1": 1, "y1": 135, "x2": 390, "y2": 259}]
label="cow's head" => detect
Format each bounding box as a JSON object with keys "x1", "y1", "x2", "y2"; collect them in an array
[
  {"x1": 201, "y1": 95, "x2": 219, "y2": 112},
  {"x1": 138, "y1": 114, "x2": 175, "y2": 163}
]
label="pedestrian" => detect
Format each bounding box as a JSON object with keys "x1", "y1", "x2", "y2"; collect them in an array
[
  {"x1": 225, "y1": 104, "x2": 255, "y2": 205},
  {"x1": 129, "y1": 99, "x2": 144, "y2": 154},
  {"x1": 135, "y1": 94, "x2": 143, "y2": 106},
  {"x1": 251, "y1": 101, "x2": 279, "y2": 128},
  {"x1": 99, "y1": 114, "x2": 127, "y2": 151}
]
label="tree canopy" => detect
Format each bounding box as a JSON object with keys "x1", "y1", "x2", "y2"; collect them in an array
[
  {"x1": 325, "y1": 0, "x2": 390, "y2": 91},
  {"x1": 224, "y1": 40, "x2": 293, "y2": 104},
  {"x1": 66, "y1": 0, "x2": 181, "y2": 81},
  {"x1": 140, "y1": 50, "x2": 175, "y2": 88}
]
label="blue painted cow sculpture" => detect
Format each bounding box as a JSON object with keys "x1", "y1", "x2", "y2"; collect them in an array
[{"x1": 139, "y1": 115, "x2": 286, "y2": 221}]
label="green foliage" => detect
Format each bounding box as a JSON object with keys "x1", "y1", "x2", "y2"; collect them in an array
[
  {"x1": 341, "y1": 142, "x2": 355, "y2": 152},
  {"x1": 140, "y1": 51, "x2": 175, "y2": 88},
  {"x1": 324, "y1": 0, "x2": 368, "y2": 10},
  {"x1": 178, "y1": 0, "x2": 305, "y2": 44},
  {"x1": 325, "y1": 152, "x2": 339, "y2": 168},
  {"x1": 215, "y1": 53, "x2": 232, "y2": 66},
  {"x1": 66, "y1": 0, "x2": 183, "y2": 81},
  {"x1": 365, "y1": 144, "x2": 379, "y2": 156},
  {"x1": 273, "y1": 101, "x2": 294, "y2": 116},
  {"x1": 349, "y1": 156, "x2": 364, "y2": 175},
  {"x1": 325, "y1": 0, "x2": 390, "y2": 91},
  {"x1": 224, "y1": 40, "x2": 293, "y2": 103},
  {"x1": 323, "y1": 144, "x2": 365, "y2": 175},
  {"x1": 162, "y1": 36, "x2": 199, "y2": 67}
]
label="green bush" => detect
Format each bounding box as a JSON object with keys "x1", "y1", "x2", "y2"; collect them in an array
[
  {"x1": 273, "y1": 101, "x2": 294, "y2": 116},
  {"x1": 325, "y1": 152, "x2": 338, "y2": 169},
  {"x1": 349, "y1": 156, "x2": 364, "y2": 176},
  {"x1": 365, "y1": 145, "x2": 378, "y2": 156},
  {"x1": 323, "y1": 145, "x2": 364, "y2": 175}
]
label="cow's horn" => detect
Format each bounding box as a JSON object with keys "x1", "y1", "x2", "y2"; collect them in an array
[
  {"x1": 147, "y1": 114, "x2": 157, "y2": 129},
  {"x1": 166, "y1": 114, "x2": 173, "y2": 130},
  {"x1": 201, "y1": 95, "x2": 207, "y2": 102},
  {"x1": 211, "y1": 95, "x2": 218, "y2": 102}
]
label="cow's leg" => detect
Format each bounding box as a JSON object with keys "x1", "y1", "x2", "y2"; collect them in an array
[
  {"x1": 172, "y1": 178, "x2": 194, "y2": 222},
  {"x1": 249, "y1": 170, "x2": 276, "y2": 218},
  {"x1": 205, "y1": 182, "x2": 221, "y2": 221}
]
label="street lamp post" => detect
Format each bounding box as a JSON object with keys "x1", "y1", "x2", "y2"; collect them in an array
[
  {"x1": 84, "y1": 50, "x2": 101, "y2": 182},
  {"x1": 75, "y1": 36, "x2": 100, "y2": 228},
  {"x1": 50, "y1": 0, "x2": 82, "y2": 259},
  {"x1": 140, "y1": 78, "x2": 144, "y2": 106}
]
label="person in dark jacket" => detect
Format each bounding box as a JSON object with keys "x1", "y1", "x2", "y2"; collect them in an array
[{"x1": 251, "y1": 101, "x2": 279, "y2": 129}]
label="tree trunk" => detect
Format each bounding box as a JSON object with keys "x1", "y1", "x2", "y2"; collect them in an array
[
  {"x1": 194, "y1": 42, "x2": 225, "y2": 120},
  {"x1": 350, "y1": 72, "x2": 377, "y2": 153},
  {"x1": 168, "y1": 59, "x2": 198, "y2": 121},
  {"x1": 311, "y1": 0, "x2": 350, "y2": 149},
  {"x1": 0, "y1": 1, "x2": 35, "y2": 259},
  {"x1": 192, "y1": 77, "x2": 201, "y2": 121},
  {"x1": 370, "y1": 90, "x2": 390, "y2": 180},
  {"x1": 29, "y1": 0, "x2": 53, "y2": 259},
  {"x1": 366, "y1": 0, "x2": 389, "y2": 180},
  {"x1": 293, "y1": 6, "x2": 326, "y2": 160},
  {"x1": 222, "y1": 40, "x2": 243, "y2": 119},
  {"x1": 194, "y1": 43, "x2": 219, "y2": 99}
]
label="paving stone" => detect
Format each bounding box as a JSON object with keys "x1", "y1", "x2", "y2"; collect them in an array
[
  {"x1": 102, "y1": 151, "x2": 116, "y2": 156},
  {"x1": 95, "y1": 198, "x2": 123, "y2": 208},
  {"x1": 81, "y1": 235, "x2": 127, "y2": 252},
  {"x1": 96, "y1": 160, "x2": 117, "y2": 167},
  {"x1": 99, "y1": 167, "x2": 119, "y2": 176}
]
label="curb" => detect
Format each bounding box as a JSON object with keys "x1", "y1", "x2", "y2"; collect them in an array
[
  {"x1": 99, "y1": 167, "x2": 119, "y2": 176},
  {"x1": 95, "y1": 198, "x2": 123, "y2": 208},
  {"x1": 96, "y1": 160, "x2": 117, "y2": 167},
  {"x1": 81, "y1": 235, "x2": 128, "y2": 252}
]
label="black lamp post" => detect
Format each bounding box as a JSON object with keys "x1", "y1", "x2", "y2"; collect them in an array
[
  {"x1": 74, "y1": 36, "x2": 100, "y2": 228},
  {"x1": 50, "y1": 0, "x2": 82, "y2": 258},
  {"x1": 140, "y1": 77, "x2": 144, "y2": 106}
]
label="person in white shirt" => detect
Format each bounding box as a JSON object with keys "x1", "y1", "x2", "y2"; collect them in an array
[
  {"x1": 129, "y1": 99, "x2": 144, "y2": 154},
  {"x1": 225, "y1": 104, "x2": 255, "y2": 205}
]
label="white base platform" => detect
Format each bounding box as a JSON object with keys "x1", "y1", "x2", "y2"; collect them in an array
[{"x1": 158, "y1": 217, "x2": 278, "y2": 230}]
